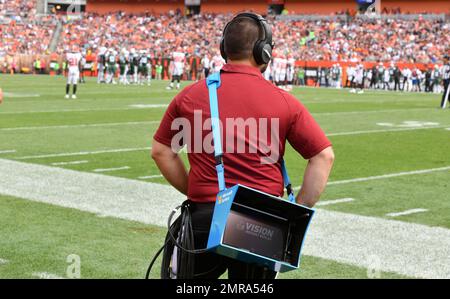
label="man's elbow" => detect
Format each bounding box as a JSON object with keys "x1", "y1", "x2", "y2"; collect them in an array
[
  {"x1": 151, "y1": 147, "x2": 161, "y2": 161},
  {"x1": 151, "y1": 139, "x2": 175, "y2": 161},
  {"x1": 314, "y1": 146, "x2": 335, "y2": 165},
  {"x1": 151, "y1": 140, "x2": 164, "y2": 161}
]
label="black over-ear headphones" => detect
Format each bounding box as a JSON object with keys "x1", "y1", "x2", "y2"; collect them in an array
[{"x1": 220, "y1": 12, "x2": 274, "y2": 65}]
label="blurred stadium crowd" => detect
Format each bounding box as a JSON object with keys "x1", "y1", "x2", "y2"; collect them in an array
[{"x1": 0, "y1": 0, "x2": 448, "y2": 91}]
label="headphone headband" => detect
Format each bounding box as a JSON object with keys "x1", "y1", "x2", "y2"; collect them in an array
[{"x1": 220, "y1": 12, "x2": 273, "y2": 65}]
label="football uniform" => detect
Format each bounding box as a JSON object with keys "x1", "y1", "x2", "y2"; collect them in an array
[
  {"x1": 118, "y1": 53, "x2": 129, "y2": 84},
  {"x1": 107, "y1": 53, "x2": 117, "y2": 74},
  {"x1": 139, "y1": 54, "x2": 151, "y2": 76},
  {"x1": 286, "y1": 57, "x2": 296, "y2": 83},
  {"x1": 132, "y1": 53, "x2": 140, "y2": 84},
  {"x1": 106, "y1": 52, "x2": 117, "y2": 84},
  {"x1": 431, "y1": 68, "x2": 441, "y2": 93},
  {"x1": 278, "y1": 57, "x2": 287, "y2": 84},
  {"x1": 97, "y1": 51, "x2": 106, "y2": 83},
  {"x1": 119, "y1": 54, "x2": 128, "y2": 75},
  {"x1": 172, "y1": 52, "x2": 186, "y2": 76},
  {"x1": 210, "y1": 55, "x2": 225, "y2": 74},
  {"x1": 66, "y1": 52, "x2": 82, "y2": 85},
  {"x1": 272, "y1": 57, "x2": 280, "y2": 83},
  {"x1": 355, "y1": 65, "x2": 364, "y2": 86},
  {"x1": 440, "y1": 63, "x2": 450, "y2": 108},
  {"x1": 201, "y1": 55, "x2": 210, "y2": 78}
]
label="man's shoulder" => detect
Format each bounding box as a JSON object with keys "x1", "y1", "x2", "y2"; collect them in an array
[{"x1": 175, "y1": 79, "x2": 207, "y2": 101}]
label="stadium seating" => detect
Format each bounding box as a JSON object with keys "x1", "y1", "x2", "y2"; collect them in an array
[
  {"x1": 0, "y1": 0, "x2": 57, "y2": 56},
  {"x1": 0, "y1": 3, "x2": 448, "y2": 65}
]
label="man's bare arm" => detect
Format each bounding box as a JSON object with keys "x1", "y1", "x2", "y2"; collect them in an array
[
  {"x1": 296, "y1": 146, "x2": 335, "y2": 208},
  {"x1": 0, "y1": 88, "x2": 3, "y2": 104},
  {"x1": 151, "y1": 139, "x2": 189, "y2": 195}
]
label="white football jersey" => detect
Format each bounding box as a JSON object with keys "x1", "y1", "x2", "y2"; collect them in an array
[
  {"x1": 172, "y1": 52, "x2": 186, "y2": 72},
  {"x1": 66, "y1": 52, "x2": 82, "y2": 72},
  {"x1": 211, "y1": 55, "x2": 225, "y2": 73},
  {"x1": 272, "y1": 57, "x2": 281, "y2": 71},
  {"x1": 278, "y1": 58, "x2": 288, "y2": 72}
]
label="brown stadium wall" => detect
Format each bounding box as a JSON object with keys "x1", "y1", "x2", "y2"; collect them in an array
[{"x1": 86, "y1": 0, "x2": 184, "y2": 14}]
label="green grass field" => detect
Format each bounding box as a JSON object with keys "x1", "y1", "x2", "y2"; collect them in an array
[{"x1": 0, "y1": 74, "x2": 449, "y2": 279}]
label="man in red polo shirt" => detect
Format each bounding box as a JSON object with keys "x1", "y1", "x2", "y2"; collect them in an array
[{"x1": 152, "y1": 13, "x2": 334, "y2": 279}]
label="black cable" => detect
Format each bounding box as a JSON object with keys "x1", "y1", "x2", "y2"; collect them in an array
[
  {"x1": 145, "y1": 201, "x2": 209, "y2": 279},
  {"x1": 166, "y1": 203, "x2": 209, "y2": 254},
  {"x1": 145, "y1": 241, "x2": 167, "y2": 279}
]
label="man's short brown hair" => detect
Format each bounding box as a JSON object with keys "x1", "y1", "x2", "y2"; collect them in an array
[{"x1": 223, "y1": 17, "x2": 261, "y2": 61}]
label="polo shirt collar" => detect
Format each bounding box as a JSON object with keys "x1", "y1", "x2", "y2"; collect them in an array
[{"x1": 221, "y1": 63, "x2": 263, "y2": 77}]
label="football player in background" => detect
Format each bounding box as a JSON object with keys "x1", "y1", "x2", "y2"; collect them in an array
[
  {"x1": 79, "y1": 48, "x2": 86, "y2": 83},
  {"x1": 118, "y1": 48, "x2": 129, "y2": 85},
  {"x1": 286, "y1": 53, "x2": 296, "y2": 91},
  {"x1": 441, "y1": 55, "x2": 450, "y2": 109},
  {"x1": 130, "y1": 49, "x2": 140, "y2": 84},
  {"x1": 105, "y1": 48, "x2": 118, "y2": 84},
  {"x1": 139, "y1": 50, "x2": 152, "y2": 86},
  {"x1": 431, "y1": 64, "x2": 442, "y2": 94},
  {"x1": 201, "y1": 52, "x2": 210, "y2": 79},
  {"x1": 210, "y1": 51, "x2": 225, "y2": 74},
  {"x1": 167, "y1": 48, "x2": 186, "y2": 90},
  {"x1": 278, "y1": 53, "x2": 288, "y2": 89},
  {"x1": 65, "y1": 45, "x2": 82, "y2": 99},
  {"x1": 97, "y1": 47, "x2": 107, "y2": 84}
]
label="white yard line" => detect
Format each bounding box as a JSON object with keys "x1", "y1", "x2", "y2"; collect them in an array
[
  {"x1": 93, "y1": 166, "x2": 130, "y2": 173},
  {"x1": 0, "y1": 106, "x2": 168, "y2": 115},
  {"x1": 327, "y1": 125, "x2": 448, "y2": 137},
  {"x1": 51, "y1": 160, "x2": 89, "y2": 166},
  {"x1": 0, "y1": 158, "x2": 449, "y2": 278},
  {"x1": 0, "y1": 258, "x2": 9, "y2": 265},
  {"x1": 316, "y1": 198, "x2": 355, "y2": 207},
  {"x1": 3, "y1": 92, "x2": 40, "y2": 98},
  {"x1": 0, "y1": 150, "x2": 16, "y2": 154},
  {"x1": 0, "y1": 121, "x2": 160, "y2": 131},
  {"x1": 386, "y1": 209, "x2": 429, "y2": 217},
  {"x1": 312, "y1": 108, "x2": 433, "y2": 116},
  {"x1": 294, "y1": 166, "x2": 450, "y2": 190},
  {"x1": 0, "y1": 106, "x2": 431, "y2": 116},
  {"x1": 138, "y1": 175, "x2": 163, "y2": 179},
  {"x1": 32, "y1": 272, "x2": 64, "y2": 279},
  {"x1": 129, "y1": 104, "x2": 168, "y2": 108},
  {"x1": 17, "y1": 147, "x2": 151, "y2": 160}
]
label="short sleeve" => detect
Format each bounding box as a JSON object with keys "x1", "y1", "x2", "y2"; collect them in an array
[
  {"x1": 286, "y1": 97, "x2": 332, "y2": 159},
  {"x1": 153, "y1": 97, "x2": 180, "y2": 148}
]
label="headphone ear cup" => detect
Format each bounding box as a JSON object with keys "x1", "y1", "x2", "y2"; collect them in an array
[
  {"x1": 253, "y1": 40, "x2": 265, "y2": 65},
  {"x1": 261, "y1": 43, "x2": 273, "y2": 64},
  {"x1": 220, "y1": 38, "x2": 227, "y2": 62}
]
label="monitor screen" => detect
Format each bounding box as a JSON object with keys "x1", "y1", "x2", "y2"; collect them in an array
[{"x1": 222, "y1": 209, "x2": 287, "y2": 261}]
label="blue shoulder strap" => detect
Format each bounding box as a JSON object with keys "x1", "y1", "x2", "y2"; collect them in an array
[
  {"x1": 281, "y1": 159, "x2": 296, "y2": 203},
  {"x1": 206, "y1": 73, "x2": 226, "y2": 192},
  {"x1": 206, "y1": 73, "x2": 295, "y2": 202}
]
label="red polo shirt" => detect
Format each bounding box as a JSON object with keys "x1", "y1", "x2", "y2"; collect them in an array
[{"x1": 154, "y1": 64, "x2": 331, "y2": 203}]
